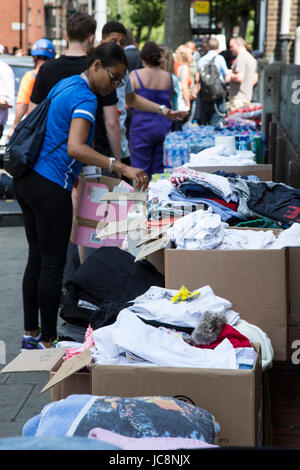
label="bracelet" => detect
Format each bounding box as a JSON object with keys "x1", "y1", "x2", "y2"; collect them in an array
[
  {"x1": 108, "y1": 157, "x2": 116, "y2": 173},
  {"x1": 159, "y1": 104, "x2": 166, "y2": 114}
]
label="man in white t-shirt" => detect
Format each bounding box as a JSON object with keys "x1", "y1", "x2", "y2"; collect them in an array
[
  {"x1": 228, "y1": 37, "x2": 258, "y2": 112},
  {"x1": 0, "y1": 59, "x2": 14, "y2": 139}
]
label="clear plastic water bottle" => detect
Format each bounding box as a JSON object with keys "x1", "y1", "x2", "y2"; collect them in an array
[
  {"x1": 163, "y1": 134, "x2": 173, "y2": 168},
  {"x1": 163, "y1": 139, "x2": 169, "y2": 167}
]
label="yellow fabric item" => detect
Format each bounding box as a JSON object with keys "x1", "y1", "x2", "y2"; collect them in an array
[{"x1": 171, "y1": 285, "x2": 200, "y2": 304}]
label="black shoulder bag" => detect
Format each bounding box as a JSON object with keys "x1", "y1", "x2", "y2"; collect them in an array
[{"x1": 3, "y1": 83, "x2": 74, "y2": 178}]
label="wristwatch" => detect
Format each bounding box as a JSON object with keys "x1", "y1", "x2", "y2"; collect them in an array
[
  {"x1": 108, "y1": 157, "x2": 116, "y2": 173},
  {"x1": 159, "y1": 104, "x2": 166, "y2": 114}
]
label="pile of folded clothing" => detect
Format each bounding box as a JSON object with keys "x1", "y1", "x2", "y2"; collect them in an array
[
  {"x1": 185, "y1": 145, "x2": 256, "y2": 167},
  {"x1": 167, "y1": 208, "x2": 300, "y2": 251},
  {"x1": 148, "y1": 167, "x2": 300, "y2": 228},
  {"x1": 148, "y1": 168, "x2": 254, "y2": 225}
]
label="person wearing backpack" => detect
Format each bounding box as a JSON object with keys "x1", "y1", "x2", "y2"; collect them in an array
[
  {"x1": 12, "y1": 42, "x2": 149, "y2": 350},
  {"x1": 197, "y1": 37, "x2": 231, "y2": 126}
]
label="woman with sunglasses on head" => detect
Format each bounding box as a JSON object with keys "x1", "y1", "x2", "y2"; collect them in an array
[{"x1": 13, "y1": 42, "x2": 149, "y2": 350}]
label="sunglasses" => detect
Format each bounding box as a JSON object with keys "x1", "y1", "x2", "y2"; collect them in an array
[{"x1": 104, "y1": 67, "x2": 125, "y2": 87}]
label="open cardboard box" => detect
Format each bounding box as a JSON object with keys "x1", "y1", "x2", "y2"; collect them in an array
[
  {"x1": 95, "y1": 194, "x2": 292, "y2": 363},
  {"x1": 135, "y1": 227, "x2": 292, "y2": 362},
  {"x1": 94, "y1": 195, "x2": 296, "y2": 362},
  {"x1": 1, "y1": 343, "x2": 264, "y2": 447},
  {"x1": 70, "y1": 175, "x2": 147, "y2": 250},
  {"x1": 190, "y1": 164, "x2": 272, "y2": 181}
]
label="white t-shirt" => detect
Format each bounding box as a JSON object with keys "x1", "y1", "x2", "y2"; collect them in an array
[{"x1": 0, "y1": 59, "x2": 15, "y2": 125}]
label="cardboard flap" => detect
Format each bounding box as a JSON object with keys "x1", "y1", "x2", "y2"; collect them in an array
[
  {"x1": 40, "y1": 349, "x2": 91, "y2": 394},
  {"x1": 136, "y1": 224, "x2": 173, "y2": 247},
  {"x1": 0, "y1": 349, "x2": 66, "y2": 373},
  {"x1": 96, "y1": 217, "x2": 147, "y2": 238},
  {"x1": 95, "y1": 175, "x2": 122, "y2": 191},
  {"x1": 100, "y1": 192, "x2": 147, "y2": 202},
  {"x1": 135, "y1": 235, "x2": 170, "y2": 262}
]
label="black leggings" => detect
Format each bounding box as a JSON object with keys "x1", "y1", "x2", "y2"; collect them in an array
[{"x1": 13, "y1": 171, "x2": 73, "y2": 342}]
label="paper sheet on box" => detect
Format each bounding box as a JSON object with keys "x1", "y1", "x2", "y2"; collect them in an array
[{"x1": 0, "y1": 349, "x2": 66, "y2": 373}]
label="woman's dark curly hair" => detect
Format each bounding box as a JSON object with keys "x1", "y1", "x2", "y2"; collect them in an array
[{"x1": 140, "y1": 41, "x2": 162, "y2": 67}]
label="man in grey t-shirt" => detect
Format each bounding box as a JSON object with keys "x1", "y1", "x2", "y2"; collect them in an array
[{"x1": 228, "y1": 37, "x2": 257, "y2": 112}]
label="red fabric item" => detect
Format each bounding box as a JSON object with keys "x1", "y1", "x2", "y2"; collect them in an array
[
  {"x1": 207, "y1": 198, "x2": 238, "y2": 211},
  {"x1": 190, "y1": 324, "x2": 251, "y2": 350}
]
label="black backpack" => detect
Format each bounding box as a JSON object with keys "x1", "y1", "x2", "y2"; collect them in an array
[
  {"x1": 3, "y1": 83, "x2": 72, "y2": 178},
  {"x1": 199, "y1": 56, "x2": 226, "y2": 102}
]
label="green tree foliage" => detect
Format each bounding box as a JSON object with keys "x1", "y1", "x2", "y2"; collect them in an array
[
  {"x1": 107, "y1": 0, "x2": 134, "y2": 29},
  {"x1": 212, "y1": 0, "x2": 257, "y2": 42},
  {"x1": 128, "y1": 0, "x2": 165, "y2": 43}
]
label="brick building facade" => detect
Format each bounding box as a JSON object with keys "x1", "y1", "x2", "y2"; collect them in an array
[
  {"x1": 265, "y1": 0, "x2": 300, "y2": 63},
  {"x1": 0, "y1": 0, "x2": 69, "y2": 56},
  {"x1": 0, "y1": 0, "x2": 45, "y2": 55}
]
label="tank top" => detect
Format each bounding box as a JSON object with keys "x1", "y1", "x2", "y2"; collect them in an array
[
  {"x1": 130, "y1": 70, "x2": 173, "y2": 134},
  {"x1": 133, "y1": 70, "x2": 172, "y2": 111}
]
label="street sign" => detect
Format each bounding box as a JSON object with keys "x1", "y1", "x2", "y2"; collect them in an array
[{"x1": 193, "y1": 1, "x2": 210, "y2": 15}]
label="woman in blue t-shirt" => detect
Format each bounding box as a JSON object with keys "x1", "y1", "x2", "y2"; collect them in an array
[{"x1": 13, "y1": 42, "x2": 149, "y2": 349}]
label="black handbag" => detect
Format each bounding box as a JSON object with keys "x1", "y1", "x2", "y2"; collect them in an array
[{"x1": 3, "y1": 83, "x2": 73, "y2": 178}]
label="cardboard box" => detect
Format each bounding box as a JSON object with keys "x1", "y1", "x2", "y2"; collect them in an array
[
  {"x1": 138, "y1": 228, "x2": 290, "y2": 361},
  {"x1": 164, "y1": 246, "x2": 288, "y2": 361},
  {"x1": 70, "y1": 175, "x2": 140, "y2": 249},
  {"x1": 90, "y1": 343, "x2": 263, "y2": 447},
  {"x1": 190, "y1": 164, "x2": 272, "y2": 181},
  {"x1": 1, "y1": 344, "x2": 263, "y2": 447},
  {"x1": 288, "y1": 247, "x2": 300, "y2": 325}
]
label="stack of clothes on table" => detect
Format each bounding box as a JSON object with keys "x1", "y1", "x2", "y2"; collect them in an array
[
  {"x1": 148, "y1": 166, "x2": 300, "y2": 228},
  {"x1": 185, "y1": 145, "x2": 256, "y2": 167},
  {"x1": 167, "y1": 208, "x2": 300, "y2": 251},
  {"x1": 148, "y1": 167, "x2": 258, "y2": 225},
  {"x1": 224, "y1": 103, "x2": 263, "y2": 128}
]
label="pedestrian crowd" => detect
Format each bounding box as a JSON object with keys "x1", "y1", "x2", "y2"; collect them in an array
[
  {"x1": 0, "y1": 12, "x2": 260, "y2": 351},
  {"x1": 164, "y1": 36, "x2": 258, "y2": 127}
]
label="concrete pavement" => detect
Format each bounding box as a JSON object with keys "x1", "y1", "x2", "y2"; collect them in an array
[{"x1": 0, "y1": 215, "x2": 54, "y2": 437}]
